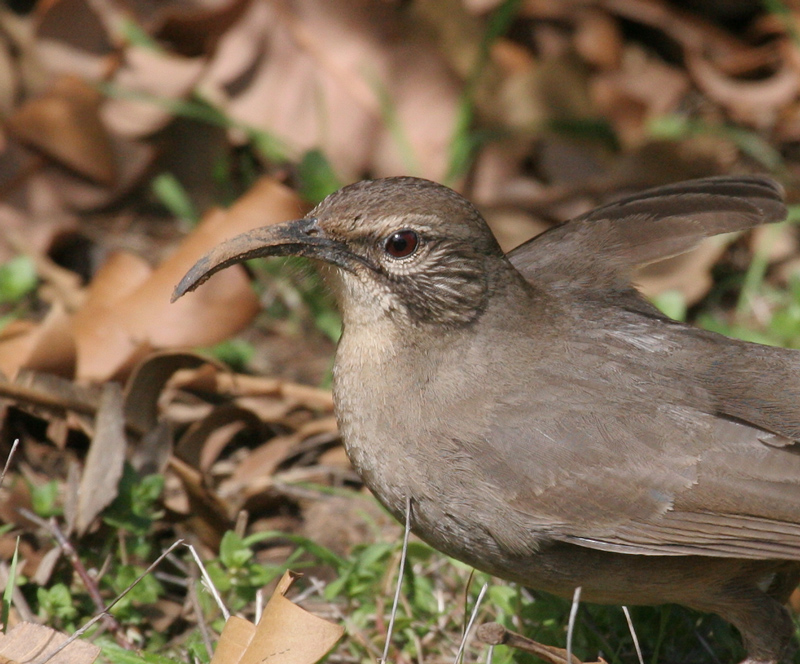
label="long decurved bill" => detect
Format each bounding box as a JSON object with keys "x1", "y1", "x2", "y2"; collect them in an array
[{"x1": 172, "y1": 217, "x2": 345, "y2": 303}]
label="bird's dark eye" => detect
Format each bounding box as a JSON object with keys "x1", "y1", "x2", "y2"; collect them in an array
[{"x1": 384, "y1": 230, "x2": 419, "y2": 258}]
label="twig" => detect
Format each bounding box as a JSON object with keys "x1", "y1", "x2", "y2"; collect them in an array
[
  {"x1": 566, "y1": 586, "x2": 582, "y2": 664},
  {"x1": 185, "y1": 542, "x2": 230, "y2": 621},
  {"x1": 0, "y1": 439, "x2": 19, "y2": 489},
  {"x1": 381, "y1": 495, "x2": 413, "y2": 664},
  {"x1": 187, "y1": 575, "x2": 214, "y2": 659},
  {"x1": 475, "y1": 622, "x2": 590, "y2": 664},
  {"x1": 622, "y1": 606, "x2": 644, "y2": 664},
  {"x1": 35, "y1": 539, "x2": 184, "y2": 664},
  {"x1": 453, "y1": 582, "x2": 488, "y2": 664},
  {"x1": 255, "y1": 587, "x2": 265, "y2": 625},
  {"x1": 17, "y1": 509, "x2": 132, "y2": 648}
]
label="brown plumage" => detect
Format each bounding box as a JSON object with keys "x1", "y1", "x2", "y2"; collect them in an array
[{"x1": 174, "y1": 175, "x2": 799, "y2": 663}]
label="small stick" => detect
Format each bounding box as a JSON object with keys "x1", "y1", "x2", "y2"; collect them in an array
[
  {"x1": 622, "y1": 606, "x2": 644, "y2": 664},
  {"x1": 35, "y1": 539, "x2": 184, "y2": 664},
  {"x1": 185, "y1": 542, "x2": 230, "y2": 621},
  {"x1": 0, "y1": 439, "x2": 19, "y2": 488},
  {"x1": 453, "y1": 582, "x2": 488, "y2": 664},
  {"x1": 566, "y1": 586, "x2": 582, "y2": 664},
  {"x1": 18, "y1": 509, "x2": 130, "y2": 648},
  {"x1": 381, "y1": 495, "x2": 413, "y2": 664},
  {"x1": 476, "y1": 622, "x2": 586, "y2": 664}
]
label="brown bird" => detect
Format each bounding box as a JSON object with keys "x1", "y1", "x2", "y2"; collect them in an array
[{"x1": 174, "y1": 176, "x2": 800, "y2": 663}]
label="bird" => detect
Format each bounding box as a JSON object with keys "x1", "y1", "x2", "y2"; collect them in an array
[{"x1": 173, "y1": 175, "x2": 800, "y2": 663}]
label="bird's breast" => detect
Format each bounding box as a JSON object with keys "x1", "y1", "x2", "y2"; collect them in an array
[{"x1": 331, "y1": 323, "x2": 508, "y2": 559}]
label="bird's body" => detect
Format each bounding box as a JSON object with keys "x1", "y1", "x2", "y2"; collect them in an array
[{"x1": 175, "y1": 175, "x2": 800, "y2": 663}]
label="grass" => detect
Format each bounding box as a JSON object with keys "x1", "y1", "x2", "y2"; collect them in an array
[
  {"x1": 5, "y1": 4, "x2": 800, "y2": 662},
  {"x1": 4, "y1": 453, "x2": 796, "y2": 664}
]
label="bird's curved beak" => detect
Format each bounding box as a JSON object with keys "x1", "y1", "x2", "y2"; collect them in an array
[{"x1": 171, "y1": 217, "x2": 352, "y2": 302}]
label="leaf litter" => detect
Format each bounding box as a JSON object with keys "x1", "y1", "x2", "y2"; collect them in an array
[{"x1": 1, "y1": 0, "x2": 800, "y2": 663}]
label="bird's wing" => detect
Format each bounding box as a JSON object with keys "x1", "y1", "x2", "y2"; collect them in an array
[
  {"x1": 470, "y1": 318, "x2": 800, "y2": 561},
  {"x1": 480, "y1": 394, "x2": 800, "y2": 560},
  {"x1": 507, "y1": 176, "x2": 786, "y2": 290}
]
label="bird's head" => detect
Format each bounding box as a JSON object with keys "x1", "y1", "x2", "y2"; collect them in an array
[{"x1": 173, "y1": 177, "x2": 507, "y2": 328}]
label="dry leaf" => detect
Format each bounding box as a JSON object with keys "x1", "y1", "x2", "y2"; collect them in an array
[
  {"x1": 102, "y1": 46, "x2": 207, "y2": 138},
  {"x1": 168, "y1": 455, "x2": 233, "y2": 546},
  {"x1": 71, "y1": 177, "x2": 301, "y2": 381},
  {"x1": 592, "y1": 46, "x2": 689, "y2": 147},
  {"x1": 0, "y1": 303, "x2": 75, "y2": 380},
  {"x1": 210, "y1": 616, "x2": 256, "y2": 664},
  {"x1": 6, "y1": 75, "x2": 116, "y2": 185},
  {"x1": 687, "y1": 49, "x2": 799, "y2": 127},
  {"x1": 204, "y1": 0, "x2": 458, "y2": 180},
  {"x1": 75, "y1": 381, "x2": 126, "y2": 535},
  {"x1": 236, "y1": 571, "x2": 344, "y2": 664},
  {"x1": 123, "y1": 351, "x2": 212, "y2": 435},
  {"x1": 174, "y1": 404, "x2": 261, "y2": 471},
  {"x1": 0, "y1": 622, "x2": 100, "y2": 664},
  {"x1": 34, "y1": 0, "x2": 114, "y2": 82}
]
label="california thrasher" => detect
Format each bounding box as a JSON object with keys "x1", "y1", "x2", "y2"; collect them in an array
[{"x1": 174, "y1": 176, "x2": 800, "y2": 663}]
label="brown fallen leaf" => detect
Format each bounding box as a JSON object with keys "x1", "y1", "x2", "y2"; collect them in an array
[
  {"x1": 74, "y1": 381, "x2": 126, "y2": 535},
  {"x1": 205, "y1": 0, "x2": 459, "y2": 180},
  {"x1": 71, "y1": 176, "x2": 302, "y2": 381},
  {"x1": 686, "y1": 47, "x2": 800, "y2": 127},
  {"x1": 210, "y1": 616, "x2": 256, "y2": 664},
  {"x1": 6, "y1": 75, "x2": 116, "y2": 186},
  {"x1": 152, "y1": 0, "x2": 254, "y2": 57},
  {"x1": 0, "y1": 303, "x2": 75, "y2": 379},
  {"x1": 591, "y1": 46, "x2": 689, "y2": 147},
  {"x1": 36, "y1": 137, "x2": 158, "y2": 212},
  {"x1": 101, "y1": 46, "x2": 207, "y2": 138},
  {"x1": 174, "y1": 404, "x2": 262, "y2": 471},
  {"x1": 167, "y1": 455, "x2": 233, "y2": 547},
  {"x1": 0, "y1": 622, "x2": 100, "y2": 664},
  {"x1": 123, "y1": 351, "x2": 213, "y2": 435},
  {"x1": 224, "y1": 570, "x2": 343, "y2": 664}
]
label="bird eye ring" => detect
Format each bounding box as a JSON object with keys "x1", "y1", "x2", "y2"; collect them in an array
[{"x1": 384, "y1": 230, "x2": 419, "y2": 258}]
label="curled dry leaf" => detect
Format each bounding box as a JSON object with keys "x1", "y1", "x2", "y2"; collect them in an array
[
  {"x1": 72, "y1": 177, "x2": 301, "y2": 381},
  {"x1": 0, "y1": 302, "x2": 75, "y2": 379},
  {"x1": 686, "y1": 48, "x2": 800, "y2": 128},
  {"x1": 232, "y1": 570, "x2": 343, "y2": 664},
  {"x1": 592, "y1": 47, "x2": 689, "y2": 147},
  {"x1": 36, "y1": 137, "x2": 158, "y2": 212},
  {"x1": 151, "y1": 0, "x2": 254, "y2": 57},
  {"x1": 102, "y1": 45, "x2": 207, "y2": 138},
  {"x1": 0, "y1": 369, "x2": 102, "y2": 421},
  {"x1": 203, "y1": 0, "x2": 458, "y2": 180},
  {"x1": 0, "y1": 178, "x2": 300, "y2": 382},
  {"x1": 6, "y1": 74, "x2": 116, "y2": 185},
  {"x1": 34, "y1": 0, "x2": 114, "y2": 82},
  {"x1": 75, "y1": 381, "x2": 126, "y2": 535},
  {"x1": 174, "y1": 403, "x2": 262, "y2": 470},
  {"x1": 167, "y1": 455, "x2": 233, "y2": 546},
  {"x1": 211, "y1": 616, "x2": 257, "y2": 664},
  {"x1": 170, "y1": 365, "x2": 335, "y2": 412},
  {"x1": 0, "y1": 622, "x2": 100, "y2": 664},
  {"x1": 123, "y1": 350, "x2": 214, "y2": 435},
  {"x1": 206, "y1": 0, "x2": 382, "y2": 179}
]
